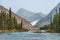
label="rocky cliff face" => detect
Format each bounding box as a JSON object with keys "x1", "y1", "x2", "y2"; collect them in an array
[{"x1": 0, "y1": 5, "x2": 36, "y2": 30}]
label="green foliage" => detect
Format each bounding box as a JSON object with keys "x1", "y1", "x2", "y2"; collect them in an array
[
  {"x1": 49, "y1": 8, "x2": 60, "y2": 33},
  {"x1": 40, "y1": 25, "x2": 49, "y2": 30},
  {"x1": 0, "y1": 8, "x2": 28, "y2": 31},
  {"x1": 9, "y1": 8, "x2": 11, "y2": 18}
]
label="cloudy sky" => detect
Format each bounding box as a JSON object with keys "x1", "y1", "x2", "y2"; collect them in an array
[{"x1": 0, "y1": 0, "x2": 60, "y2": 14}]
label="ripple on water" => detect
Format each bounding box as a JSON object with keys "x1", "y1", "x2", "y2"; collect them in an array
[{"x1": 0, "y1": 32, "x2": 60, "y2": 40}]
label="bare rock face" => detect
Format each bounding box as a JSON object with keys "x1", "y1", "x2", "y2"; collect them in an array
[{"x1": 0, "y1": 5, "x2": 36, "y2": 30}]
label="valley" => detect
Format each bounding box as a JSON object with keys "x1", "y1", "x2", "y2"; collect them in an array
[{"x1": 0, "y1": 2, "x2": 60, "y2": 33}]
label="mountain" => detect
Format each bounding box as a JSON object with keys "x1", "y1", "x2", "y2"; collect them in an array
[
  {"x1": 17, "y1": 8, "x2": 44, "y2": 22},
  {"x1": 0, "y1": 5, "x2": 37, "y2": 30},
  {"x1": 35, "y1": 2, "x2": 60, "y2": 27},
  {"x1": 31, "y1": 19, "x2": 39, "y2": 25}
]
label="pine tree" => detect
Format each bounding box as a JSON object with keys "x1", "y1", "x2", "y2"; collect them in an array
[
  {"x1": 20, "y1": 20, "x2": 23, "y2": 29},
  {"x1": 50, "y1": 8, "x2": 60, "y2": 32},
  {"x1": 12, "y1": 16, "x2": 17, "y2": 29},
  {"x1": 0, "y1": 11, "x2": 3, "y2": 30},
  {"x1": 9, "y1": 8, "x2": 11, "y2": 18},
  {"x1": 0, "y1": 8, "x2": 27, "y2": 32}
]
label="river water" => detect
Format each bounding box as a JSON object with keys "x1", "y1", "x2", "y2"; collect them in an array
[{"x1": 0, "y1": 32, "x2": 60, "y2": 40}]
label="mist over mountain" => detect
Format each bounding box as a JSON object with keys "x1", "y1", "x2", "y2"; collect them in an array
[
  {"x1": 35, "y1": 2, "x2": 60, "y2": 27},
  {"x1": 17, "y1": 8, "x2": 45, "y2": 22}
]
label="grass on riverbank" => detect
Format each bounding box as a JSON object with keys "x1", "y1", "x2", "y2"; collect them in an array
[{"x1": 0, "y1": 29, "x2": 28, "y2": 33}]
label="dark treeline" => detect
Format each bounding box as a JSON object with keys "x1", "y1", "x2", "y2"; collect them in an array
[
  {"x1": 49, "y1": 8, "x2": 60, "y2": 33},
  {"x1": 40, "y1": 8, "x2": 60, "y2": 33},
  {"x1": 0, "y1": 8, "x2": 28, "y2": 32}
]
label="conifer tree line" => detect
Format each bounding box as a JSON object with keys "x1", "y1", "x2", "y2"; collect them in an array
[
  {"x1": 50, "y1": 8, "x2": 60, "y2": 33},
  {"x1": 0, "y1": 8, "x2": 25, "y2": 31},
  {"x1": 40, "y1": 8, "x2": 60, "y2": 33}
]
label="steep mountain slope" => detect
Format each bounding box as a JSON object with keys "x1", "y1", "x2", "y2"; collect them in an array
[
  {"x1": 0, "y1": 5, "x2": 36, "y2": 30},
  {"x1": 35, "y1": 2, "x2": 60, "y2": 27},
  {"x1": 17, "y1": 8, "x2": 44, "y2": 22},
  {"x1": 31, "y1": 19, "x2": 39, "y2": 25}
]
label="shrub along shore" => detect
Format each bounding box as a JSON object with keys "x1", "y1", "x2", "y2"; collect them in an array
[{"x1": 0, "y1": 29, "x2": 28, "y2": 33}]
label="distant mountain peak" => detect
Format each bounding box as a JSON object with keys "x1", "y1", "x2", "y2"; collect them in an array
[
  {"x1": 37, "y1": 12, "x2": 45, "y2": 17},
  {"x1": 35, "y1": 2, "x2": 60, "y2": 27},
  {"x1": 17, "y1": 8, "x2": 35, "y2": 14},
  {"x1": 20, "y1": 8, "x2": 26, "y2": 10},
  {"x1": 17, "y1": 8, "x2": 45, "y2": 22}
]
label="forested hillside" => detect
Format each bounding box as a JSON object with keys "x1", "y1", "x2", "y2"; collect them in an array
[
  {"x1": 49, "y1": 8, "x2": 60, "y2": 33},
  {"x1": 0, "y1": 8, "x2": 28, "y2": 32}
]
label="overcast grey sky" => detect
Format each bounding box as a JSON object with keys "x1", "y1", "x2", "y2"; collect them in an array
[{"x1": 0, "y1": 0, "x2": 60, "y2": 14}]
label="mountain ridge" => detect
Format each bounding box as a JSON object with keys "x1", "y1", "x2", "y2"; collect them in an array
[
  {"x1": 35, "y1": 2, "x2": 60, "y2": 27},
  {"x1": 0, "y1": 5, "x2": 37, "y2": 30},
  {"x1": 17, "y1": 8, "x2": 45, "y2": 22}
]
